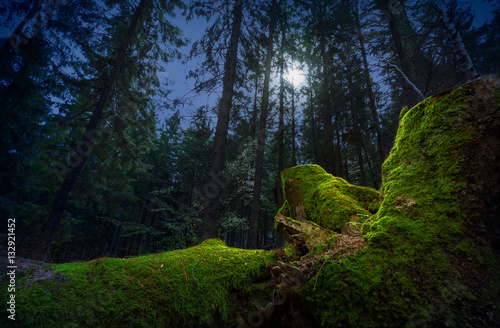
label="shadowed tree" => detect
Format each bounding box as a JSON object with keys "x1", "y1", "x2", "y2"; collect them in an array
[
  {"x1": 32, "y1": 0, "x2": 185, "y2": 260},
  {"x1": 248, "y1": 0, "x2": 278, "y2": 249},
  {"x1": 199, "y1": 0, "x2": 245, "y2": 241}
]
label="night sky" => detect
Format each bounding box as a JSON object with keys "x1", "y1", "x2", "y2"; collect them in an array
[{"x1": 0, "y1": 0, "x2": 497, "y2": 127}]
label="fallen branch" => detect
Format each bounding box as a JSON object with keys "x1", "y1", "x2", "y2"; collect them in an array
[
  {"x1": 313, "y1": 258, "x2": 329, "y2": 292},
  {"x1": 387, "y1": 62, "x2": 425, "y2": 101},
  {"x1": 257, "y1": 250, "x2": 267, "y2": 265},
  {"x1": 89, "y1": 259, "x2": 100, "y2": 283},
  {"x1": 192, "y1": 258, "x2": 199, "y2": 286},
  {"x1": 181, "y1": 260, "x2": 188, "y2": 282}
]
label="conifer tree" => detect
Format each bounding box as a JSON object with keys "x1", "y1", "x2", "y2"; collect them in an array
[
  {"x1": 248, "y1": 0, "x2": 278, "y2": 249},
  {"x1": 196, "y1": 0, "x2": 245, "y2": 241},
  {"x1": 32, "y1": 0, "x2": 185, "y2": 260}
]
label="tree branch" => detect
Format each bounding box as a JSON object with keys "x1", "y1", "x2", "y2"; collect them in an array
[{"x1": 387, "y1": 63, "x2": 425, "y2": 101}]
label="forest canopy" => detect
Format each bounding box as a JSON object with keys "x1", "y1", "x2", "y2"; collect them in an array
[{"x1": 0, "y1": 0, "x2": 499, "y2": 262}]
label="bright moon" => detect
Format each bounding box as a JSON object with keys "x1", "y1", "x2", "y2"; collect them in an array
[{"x1": 284, "y1": 67, "x2": 304, "y2": 87}]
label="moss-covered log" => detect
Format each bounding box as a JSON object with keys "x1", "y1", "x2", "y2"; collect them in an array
[
  {"x1": 274, "y1": 213, "x2": 338, "y2": 254},
  {"x1": 1, "y1": 239, "x2": 277, "y2": 327},
  {"x1": 278, "y1": 164, "x2": 380, "y2": 235}
]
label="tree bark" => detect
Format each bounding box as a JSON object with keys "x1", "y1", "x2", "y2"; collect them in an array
[
  {"x1": 252, "y1": 74, "x2": 259, "y2": 138},
  {"x1": 275, "y1": 31, "x2": 285, "y2": 209},
  {"x1": 437, "y1": 1, "x2": 478, "y2": 82},
  {"x1": 278, "y1": 30, "x2": 285, "y2": 175},
  {"x1": 320, "y1": 41, "x2": 337, "y2": 175},
  {"x1": 32, "y1": 0, "x2": 151, "y2": 261},
  {"x1": 347, "y1": 63, "x2": 366, "y2": 186},
  {"x1": 308, "y1": 83, "x2": 318, "y2": 164},
  {"x1": 291, "y1": 82, "x2": 297, "y2": 166},
  {"x1": 248, "y1": 0, "x2": 277, "y2": 249},
  {"x1": 377, "y1": 0, "x2": 422, "y2": 106},
  {"x1": 200, "y1": 0, "x2": 244, "y2": 241},
  {"x1": 353, "y1": 0, "x2": 385, "y2": 162}
]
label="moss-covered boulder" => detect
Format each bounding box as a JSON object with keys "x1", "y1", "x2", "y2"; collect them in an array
[
  {"x1": 300, "y1": 76, "x2": 500, "y2": 327},
  {"x1": 278, "y1": 164, "x2": 380, "y2": 235}
]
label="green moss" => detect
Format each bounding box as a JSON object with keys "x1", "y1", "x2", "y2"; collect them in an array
[
  {"x1": 270, "y1": 243, "x2": 302, "y2": 262},
  {"x1": 280, "y1": 164, "x2": 380, "y2": 233},
  {"x1": 368, "y1": 87, "x2": 471, "y2": 248},
  {"x1": 311, "y1": 243, "x2": 325, "y2": 255},
  {"x1": 326, "y1": 233, "x2": 339, "y2": 245},
  {"x1": 299, "y1": 82, "x2": 499, "y2": 327},
  {"x1": 2, "y1": 239, "x2": 275, "y2": 328}
]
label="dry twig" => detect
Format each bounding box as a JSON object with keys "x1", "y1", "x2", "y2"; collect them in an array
[
  {"x1": 89, "y1": 259, "x2": 100, "y2": 283},
  {"x1": 257, "y1": 250, "x2": 267, "y2": 265},
  {"x1": 181, "y1": 260, "x2": 188, "y2": 281},
  {"x1": 192, "y1": 258, "x2": 199, "y2": 286}
]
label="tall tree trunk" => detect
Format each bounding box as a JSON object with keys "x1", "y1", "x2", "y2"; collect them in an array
[
  {"x1": 308, "y1": 84, "x2": 318, "y2": 164},
  {"x1": 320, "y1": 41, "x2": 337, "y2": 175},
  {"x1": 353, "y1": 0, "x2": 385, "y2": 162},
  {"x1": 32, "y1": 0, "x2": 151, "y2": 260},
  {"x1": 291, "y1": 83, "x2": 297, "y2": 166},
  {"x1": 437, "y1": 1, "x2": 478, "y2": 81},
  {"x1": 252, "y1": 74, "x2": 259, "y2": 138},
  {"x1": 334, "y1": 113, "x2": 343, "y2": 178},
  {"x1": 347, "y1": 64, "x2": 366, "y2": 186},
  {"x1": 200, "y1": 0, "x2": 244, "y2": 241},
  {"x1": 278, "y1": 31, "x2": 285, "y2": 174},
  {"x1": 248, "y1": 0, "x2": 277, "y2": 249},
  {"x1": 377, "y1": 0, "x2": 421, "y2": 106},
  {"x1": 275, "y1": 30, "x2": 285, "y2": 208},
  {"x1": 364, "y1": 148, "x2": 379, "y2": 189}
]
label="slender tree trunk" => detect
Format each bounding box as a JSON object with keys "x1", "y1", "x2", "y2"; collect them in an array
[
  {"x1": 334, "y1": 114, "x2": 343, "y2": 177},
  {"x1": 200, "y1": 0, "x2": 244, "y2": 241},
  {"x1": 291, "y1": 84, "x2": 297, "y2": 166},
  {"x1": 378, "y1": 0, "x2": 421, "y2": 106},
  {"x1": 344, "y1": 151, "x2": 350, "y2": 181},
  {"x1": 320, "y1": 41, "x2": 336, "y2": 175},
  {"x1": 353, "y1": 0, "x2": 385, "y2": 162},
  {"x1": 437, "y1": 1, "x2": 478, "y2": 81},
  {"x1": 263, "y1": 220, "x2": 269, "y2": 245},
  {"x1": 275, "y1": 29, "x2": 285, "y2": 208},
  {"x1": 32, "y1": 0, "x2": 151, "y2": 260},
  {"x1": 278, "y1": 31, "x2": 285, "y2": 174},
  {"x1": 252, "y1": 74, "x2": 259, "y2": 138},
  {"x1": 347, "y1": 65, "x2": 366, "y2": 186},
  {"x1": 309, "y1": 86, "x2": 318, "y2": 164},
  {"x1": 248, "y1": 0, "x2": 277, "y2": 249},
  {"x1": 364, "y1": 148, "x2": 379, "y2": 189}
]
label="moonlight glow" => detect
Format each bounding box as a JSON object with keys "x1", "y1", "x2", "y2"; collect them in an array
[{"x1": 284, "y1": 67, "x2": 305, "y2": 86}]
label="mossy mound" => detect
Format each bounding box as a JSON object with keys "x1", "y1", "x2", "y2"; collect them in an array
[
  {"x1": 0, "y1": 239, "x2": 275, "y2": 328},
  {"x1": 300, "y1": 76, "x2": 500, "y2": 327},
  {"x1": 278, "y1": 164, "x2": 380, "y2": 234}
]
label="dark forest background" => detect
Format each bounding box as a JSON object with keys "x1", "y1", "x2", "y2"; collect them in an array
[{"x1": 1, "y1": 0, "x2": 498, "y2": 262}]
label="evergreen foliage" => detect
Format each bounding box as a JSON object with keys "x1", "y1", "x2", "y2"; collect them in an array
[{"x1": 0, "y1": 0, "x2": 497, "y2": 262}]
